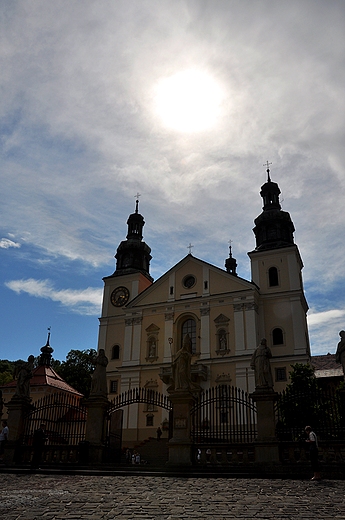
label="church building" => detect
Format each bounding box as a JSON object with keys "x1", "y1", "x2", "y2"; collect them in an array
[{"x1": 98, "y1": 168, "x2": 311, "y2": 442}]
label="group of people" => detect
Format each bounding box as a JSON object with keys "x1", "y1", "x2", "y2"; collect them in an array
[{"x1": 125, "y1": 448, "x2": 141, "y2": 465}]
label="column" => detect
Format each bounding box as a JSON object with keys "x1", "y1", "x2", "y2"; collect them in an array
[
  {"x1": 164, "y1": 311, "x2": 174, "y2": 362},
  {"x1": 234, "y1": 302, "x2": 245, "y2": 353},
  {"x1": 200, "y1": 307, "x2": 210, "y2": 359},
  {"x1": 131, "y1": 316, "x2": 142, "y2": 363},
  {"x1": 167, "y1": 390, "x2": 195, "y2": 466},
  {"x1": 6, "y1": 396, "x2": 32, "y2": 464},
  {"x1": 123, "y1": 318, "x2": 133, "y2": 364}
]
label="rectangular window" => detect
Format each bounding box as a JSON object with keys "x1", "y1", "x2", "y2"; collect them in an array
[
  {"x1": 110, "y1": 380, "x2": 118, "y2": 393},
  {"x1": 275, "y1": 368, "x2": 287, "y2": 382},
  {"x1": 146, "y1": 415, "x2": 154, "y2": 427}
]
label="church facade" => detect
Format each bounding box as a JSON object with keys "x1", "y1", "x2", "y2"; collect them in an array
[{"x1": 97, "y1": 170, "x2": 311, "y2": 442}]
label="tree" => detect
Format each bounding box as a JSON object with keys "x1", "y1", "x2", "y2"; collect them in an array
[
  {"x1": 53, "y1": 349, "x2": 96, "y2": 397},
  {"x1": 287, "y1": 363, "x2": 316, "y2": 392},
  {"x1": 276, "y1": 363, "x2": 342, "y2": 440},
  {"x1": 0, "y1": 359, "x2": 16, "y2": 385}
]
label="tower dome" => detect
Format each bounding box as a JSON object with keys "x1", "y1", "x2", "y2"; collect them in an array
[
  {"x1": 113, "y1": 197, "x2": 153, "y2": 280},
  {"x1": 253, "y1": 165, "x2": 295, "y2": 251}
]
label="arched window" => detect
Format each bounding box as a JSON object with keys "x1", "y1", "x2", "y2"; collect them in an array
[
  {"x1": 268, "y1": 266, "x2": 279, "y2": 287},
  {"x1": 181, "y1": 318, "x2": 196, "y2": 354},
  {"x1": 111, "y1": 344, "x2": 120, "y2": 360},
  {"x1": 272, "y1": 328, "x2": 284, "y2": 345}
]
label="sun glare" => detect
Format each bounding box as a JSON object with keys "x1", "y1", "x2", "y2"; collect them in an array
[{"x1": 155, "y1": 70, "x2": 224, "y2": 133}]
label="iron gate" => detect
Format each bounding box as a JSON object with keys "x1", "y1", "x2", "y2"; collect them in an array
[
  {"x1": 191, "y1": 385, "x2": 257, "y2": 443},
  {"x1": 23, "y1": 391, "x2": 87, "y2": 446}
]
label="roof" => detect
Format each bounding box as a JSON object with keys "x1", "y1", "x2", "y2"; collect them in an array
[
  {"x1": 311, "y1": 353, "x2": 344, "y2": 379},
  {"x1": 1, "y1": 365, "x2": 83, "y2": 396}
]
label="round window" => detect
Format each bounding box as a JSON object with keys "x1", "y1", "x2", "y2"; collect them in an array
[{"x1": 183, "y1": 275, "x2": 196, "y2": 289}]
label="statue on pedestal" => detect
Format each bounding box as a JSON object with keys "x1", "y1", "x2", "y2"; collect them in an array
[
  {"x1": 168, "y1": 334, "x2": 199, "y2": 394},
  {"x1": 13, "y1": 355, "x2": 35, "y2": 399},
  {"x1": 335, "y1": 330, "x2": 345, "y2": 377},
  {"x1": 90, "y1": 349, "x2": 108, "y2": 396},
  {"x1": 250, "y1": 338, "x2": 273, "y2": 390},
  {"x1": 172, "y1": 334, "x2": 193, "y2": 391}
]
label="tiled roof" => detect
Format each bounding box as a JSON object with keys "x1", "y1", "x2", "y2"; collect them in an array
[
  {"x1": 311, "y1": 353, "x2": 343, "y2": 378},
  {"x1": 1, "y1": 365, "x2": 83, "y2": 396}
]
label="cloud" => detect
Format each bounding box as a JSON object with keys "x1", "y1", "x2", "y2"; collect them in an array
[
  {"x1": 308, "y1": 309, "x2": 345, "y2": 327},
  {"x1": 0, "y1": 238, "x2": 20, "y2": 249},
  {"x1": 307, "y1": 308, "x2": 345, "y2": 356},
  {"x1": 5, "y1": 278, "x2": 102, "y2": 316},
  {"x1": 0, "y1": 1, "x2": 345, "y2": 355}
]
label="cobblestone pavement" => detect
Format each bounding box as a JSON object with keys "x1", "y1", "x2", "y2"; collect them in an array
[{"x1": 1, "y1": 474, "x2": 344, "y2": 519}]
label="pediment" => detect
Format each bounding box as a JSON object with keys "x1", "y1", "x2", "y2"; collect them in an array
[
  {"x1": 145, "y1": 323, "x2": 160, "y2": 333},
  {"x1": 127, "y1": 254, "x2": 255, "y2": 308},
  {"x1": 214, "y1": 313, "x2": 230, "y2": 324}
]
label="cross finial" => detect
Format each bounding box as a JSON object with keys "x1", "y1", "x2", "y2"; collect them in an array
[
  {"x1": 134, "y1": 192, "x2": 141, "y2": 213},
  {"x1": 187, "y1": 243, "x2": 194, "y2": 255},
  {"x1": 228, "y1": 239, "x2": 233, "y2": 257},
  {"x1": 263, "y1": 161, "x2": 272, "y2": 182}
]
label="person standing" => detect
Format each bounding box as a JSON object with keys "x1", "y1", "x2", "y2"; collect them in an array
[
  {"x1": 156, "y1": 426, "x2": 162, "y2": 441},
  {"x1": 305, "y1": 426, "x2": 321, "y2": 481},
  {"x1": 0, "y1": 420, "x2": 9, "y2": 462},
  {"x1": 31, "y1": 423, "x2": 48, "y2": 469}
]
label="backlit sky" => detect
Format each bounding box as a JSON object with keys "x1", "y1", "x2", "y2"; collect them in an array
[{"x1": 1, "y1": 1, "x2": 344, "y2": 362}]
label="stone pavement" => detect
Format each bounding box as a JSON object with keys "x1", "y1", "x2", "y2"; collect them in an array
[{"x1": 1, "y1": 474, "x2": 344, "y2": 519}]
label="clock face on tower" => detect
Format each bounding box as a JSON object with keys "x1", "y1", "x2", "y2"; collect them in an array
[{"x1": 110, "y1": 286, "x2": 130, "y2": 307}]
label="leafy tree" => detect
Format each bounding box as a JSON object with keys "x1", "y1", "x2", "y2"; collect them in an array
[
  {"x1": 0, "y1": 359, "x2": 16, "y2": 385},
  {"x1": 277, "y1": 363, "x2": 343, "y2": 440},
  {"x1": 53, "y1": 349, "x2": 96, "y2": 397},
  {"x1": 287, "y1": 363, "x2": 316, "y2": 391}
]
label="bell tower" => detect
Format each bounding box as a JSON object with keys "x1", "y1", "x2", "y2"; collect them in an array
[
  {"x1": 248, "y1": 164, "x2": 310, "y2": 360},
  {"x1": 97, "y1": 197, "x2": 153, "y2": 365},
  {"x1": 114, "y1": 197, "x2": 153, "y2": 280},
  {"x1": 253, "y1": 163, "x2": 295, "y2": 251}
]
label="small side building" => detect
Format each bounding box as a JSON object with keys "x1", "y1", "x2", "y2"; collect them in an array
[
  {"x1": 1, "y1": 333, "x2": 82, "y2": 417},
  {"x1": 311, "y1": 353, "x2": 344, "y2": 391}
]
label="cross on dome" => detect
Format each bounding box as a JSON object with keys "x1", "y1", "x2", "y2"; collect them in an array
[
  {"x1": 134, "y1": 192, "x2": 141, "y2": 212},
  {"x1": 263, "y1": 160, "x2": 272, "y2": 182}
]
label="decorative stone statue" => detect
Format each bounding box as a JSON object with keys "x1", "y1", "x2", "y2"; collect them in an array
[
  {"x1": 250, "y1": 338, "x2": 273, "y2": 390},
  {"x1": 149, "y1": 339, "x2": 156, "y2": 358},
  {"x1": 219, "y1": 333, "x2": 227, "y2": 351},
  {"x1": 335, "y1": 330, "x2": 345, "y2": 376},
  {"x1": 13, "y1": 355, "x2": 35, "y2": 399},
  {"x1": 171, "y1": 334, "x2": 193, "y2": 391},
  {"x1": 90, "y1": 349, "x2": 108, "y2": 396}
]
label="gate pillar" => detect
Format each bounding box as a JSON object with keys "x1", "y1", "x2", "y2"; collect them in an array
[
  {"x1": 82, "y1": 395, "x2": 109, "y2": 464},
  {"x1": 250, "y1": 390, "x2": 279, "y2": 463},
  {"x1": 167, "y1": 391, "x2": 194, "y2": 466},
  {"x1": 5, "y1": 396, "x2": 32, "y2": 464}
]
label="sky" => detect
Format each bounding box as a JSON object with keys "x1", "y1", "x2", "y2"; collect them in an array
[{"x1": 1, "y1": 0, "x2": 344, "y2": 362}]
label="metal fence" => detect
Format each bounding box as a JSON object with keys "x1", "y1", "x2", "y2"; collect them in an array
[
  {"x1": 275, "y1": 385, "x2": 345, "y2": 441},
  {"x1": 23, "y1": 391, "x2": 87, "y2": 446},
  {"x1": 191, "y1": 385, "x2": 257, "y2": 444},
  {"x1": 108, "y1": 387, "x2": 172, "y2": 414}
]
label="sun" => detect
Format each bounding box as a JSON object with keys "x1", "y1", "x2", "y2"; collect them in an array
[{"x1": 154, "y1": 70, "x2": 224, "y2": 133}]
